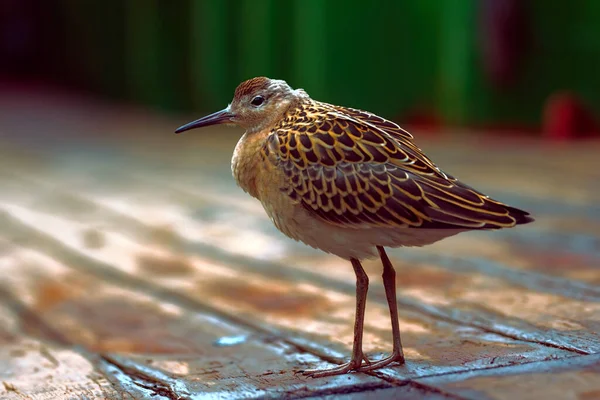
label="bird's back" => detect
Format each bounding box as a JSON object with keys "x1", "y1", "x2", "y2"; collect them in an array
[{"x1": 260, "y1": 99, "x2": 533, "y2": 232}]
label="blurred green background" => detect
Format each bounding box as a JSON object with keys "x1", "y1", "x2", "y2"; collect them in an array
[{"x1": 2, "y1": 0, "x2": 599, "y2": 129}]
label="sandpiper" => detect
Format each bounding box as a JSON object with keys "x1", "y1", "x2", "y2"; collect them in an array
[{"x1": 175, "y1": 77, "x2": 533, "y2": 377}]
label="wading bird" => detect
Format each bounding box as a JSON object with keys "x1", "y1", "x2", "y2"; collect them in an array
[{"x1": 175, "y1": 77, "x2": 533, "y2": 377}]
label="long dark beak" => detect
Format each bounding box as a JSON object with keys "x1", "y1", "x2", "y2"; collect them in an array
[{"x1": 175, "y1": 108, "x2": 234, "y2": 134}]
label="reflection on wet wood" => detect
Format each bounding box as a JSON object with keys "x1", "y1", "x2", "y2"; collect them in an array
[{"x1": 0, "y1": 89, "x2": 599, "y2": 399}]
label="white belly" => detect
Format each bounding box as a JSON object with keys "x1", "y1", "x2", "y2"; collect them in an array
[{"x1": 259, "y1": 189, "x2": 464, "y2": 261}]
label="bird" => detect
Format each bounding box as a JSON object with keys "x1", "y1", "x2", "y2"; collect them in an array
[{"x1": 175, "y1": 77, "x2": 534, "y2": 378}]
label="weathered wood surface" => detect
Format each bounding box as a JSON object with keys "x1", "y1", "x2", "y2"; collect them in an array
[{"x1": 0, "y1": 88, "x2": 598, "y2": 399}]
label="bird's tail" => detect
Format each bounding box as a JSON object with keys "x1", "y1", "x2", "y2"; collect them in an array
[{"x1": 506, "y1": 205, "x2": 534, "y2": 225}]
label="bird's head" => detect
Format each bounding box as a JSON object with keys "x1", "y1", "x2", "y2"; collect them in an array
[{"x1": 175, "y1": 77, "x2": 306, "y2": 134}]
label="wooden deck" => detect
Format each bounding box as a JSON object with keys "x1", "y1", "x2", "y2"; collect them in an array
[{"x1": 0, "y1": 87, "x2": 599, "y2": 399}]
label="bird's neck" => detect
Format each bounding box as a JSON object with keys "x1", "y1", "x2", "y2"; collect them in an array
[
  {"x1": 231, "y1": 130, "x2": 268, "y2": 198},
  {"x1": 231, "y1": 94, "x2": 310, "y2": 197}
]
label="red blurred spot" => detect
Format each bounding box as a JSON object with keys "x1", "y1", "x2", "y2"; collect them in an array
[
  {"x1": 543, "y1": 92, "x2": 599, "y2": 140},
  {"x1": 401, "y1": 108, "x2": 442, "y2": 135}
]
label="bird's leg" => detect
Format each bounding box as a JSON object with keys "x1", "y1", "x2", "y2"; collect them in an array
[
  {"x1": 303, "y1": 258, "x2": 369, "y2": 377},
  {"x1": 358, "y1": 246, "x2": 405, "y2": 372}
]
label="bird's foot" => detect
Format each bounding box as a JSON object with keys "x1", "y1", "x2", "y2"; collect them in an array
[
  {"x1": 356, "y1": 350, "x2": 405, "y2": 372},
  {"x1": 301, "y1": 355, "x2": 365, "y2": 378}
]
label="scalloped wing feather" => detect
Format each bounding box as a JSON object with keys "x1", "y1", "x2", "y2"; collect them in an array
[{"x1": 262, "y1": 101, "x2": 533, "y2": 230}]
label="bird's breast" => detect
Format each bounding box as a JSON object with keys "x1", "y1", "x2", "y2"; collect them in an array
[{"x1": 231, "y1": 131, "x2": 274, "y2": 199}]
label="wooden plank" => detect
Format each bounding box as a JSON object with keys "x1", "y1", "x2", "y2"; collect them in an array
[
  {"x1": 0, "y1": 287, "x2": 123, "y2": 399},
  {"x1": 417, "y1": 354, "x2": 600, "y2": 400},
  {"x1": 0, "y1": 342, "x2": 122, "y2": 400},
  {"x1": 0, "y1": 207, "x2": 575, "y2": 382},
  {"x1": 0, "y1": 238, "x2": 391, "y2": 398}
]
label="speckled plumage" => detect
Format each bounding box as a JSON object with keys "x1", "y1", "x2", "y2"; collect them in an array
[
  {"x1": 226, "y1": 77, "x2": 532, "y2": 260},
  {"x1": 176, "y1": 76, "x2": 533, "y2": 377}
]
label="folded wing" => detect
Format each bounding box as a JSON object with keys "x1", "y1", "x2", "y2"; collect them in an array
[{"x1": 262, "y1": 103, "x2": 533, "y2": 230}]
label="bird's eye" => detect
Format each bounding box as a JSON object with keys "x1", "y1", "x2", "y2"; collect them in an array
[{"x1": 250, "y1": 95, "x2": 265, "y2": 107}]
